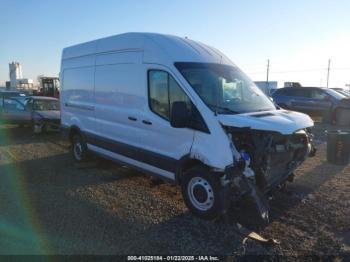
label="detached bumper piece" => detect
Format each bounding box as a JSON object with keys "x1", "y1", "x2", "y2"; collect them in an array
[{"x1": 223, "y1": 164, "x2": 270, "y2": 226}]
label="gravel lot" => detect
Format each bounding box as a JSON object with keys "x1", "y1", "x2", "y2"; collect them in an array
[{"x1": 0, "y1": 123, "x2": 349, "y2": 258}]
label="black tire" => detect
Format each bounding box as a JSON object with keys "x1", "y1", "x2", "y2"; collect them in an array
[
  {"x1": 181, "y1": 166, "x2": 222, "y2": 220},
  {"x1": 71, "y1": 134, "x2": 88, "y2": 162}
]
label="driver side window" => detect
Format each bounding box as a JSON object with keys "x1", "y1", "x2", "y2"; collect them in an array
[{"x1": 148, "y1": 70, "x2": 192, "y2": 120}]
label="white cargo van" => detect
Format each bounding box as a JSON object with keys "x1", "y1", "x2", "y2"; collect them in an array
[{"x1": 60, "y1": 33, "x2": 315, "y2": 222}]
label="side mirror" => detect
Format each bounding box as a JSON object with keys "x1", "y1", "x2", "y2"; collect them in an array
[{"x1": 170, "y1": 101, "x2": 190, "y2": 128}]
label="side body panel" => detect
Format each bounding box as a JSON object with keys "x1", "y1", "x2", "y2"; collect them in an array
[
  {"x1": 60, "y1": 55, "x2": 96, "y2": 135},
  {"x1": 94, "y1": 52, "x2": 144, "y2": 149}
]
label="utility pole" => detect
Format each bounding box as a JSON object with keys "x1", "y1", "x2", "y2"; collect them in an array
[
  {"x1": 266, "y1": 59, "x2": 270, "y2": 84},
  {"x1": 266, "y1": 59, "x2": 270, "y2": 92},
  {"x1": 326, "y1": 59, "x2": 331, "y2": 88}
]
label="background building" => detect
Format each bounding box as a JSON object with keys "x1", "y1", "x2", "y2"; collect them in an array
[
  {"x1": 9, "y1": 62, "x2": 23, "y2": 88},
  {"x1": 8, "y1": 61, "x2": 34, "y2": 90}
]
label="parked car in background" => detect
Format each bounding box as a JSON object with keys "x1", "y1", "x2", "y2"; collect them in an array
[
  {"x1": 269, "y1": 88, "x2": 278, "y2": 96},
  {"x1": 0, "y1": 90, "x2": 26, "y2": 107},
  {"x1": 272, "y1": 87, "x2": 350, "y2": 125},
  {"x1": 0, "y1": 96, "x2": 60, "y2": 133}
]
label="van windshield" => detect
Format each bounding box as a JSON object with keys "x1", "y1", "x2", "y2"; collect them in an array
[{"x1": 175, "y1": 62, "x2": 276, "y2": 114}]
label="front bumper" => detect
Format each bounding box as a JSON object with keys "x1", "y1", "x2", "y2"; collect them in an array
[
  {"x1": 34, "y1": 119, "x2": 61, "y2": 132},
  {"x1": 221, "y1": 130, "x2": 316, "y2": 224}
]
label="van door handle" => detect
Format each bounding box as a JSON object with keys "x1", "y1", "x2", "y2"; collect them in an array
[
  {"x1": 128, "y1": 116, "x2": 137, "y2": 121},
  {"x1": 142, "y1": 120, "x2": 152, "y2": 125}
]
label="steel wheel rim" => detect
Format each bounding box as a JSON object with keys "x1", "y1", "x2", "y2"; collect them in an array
[
  {"x1": 74, "y1": 141, "x2": 83, "y2": 160},
  {"x1": 187, "y1": 176, "x2": 214, "y2": 211}
]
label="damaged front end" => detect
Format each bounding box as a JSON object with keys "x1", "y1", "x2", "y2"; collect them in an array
[
  {"x1": 221, "y1": 125, "x2": 316, "y2": 224},
  {"x1": 32, "y1": 118, "x2": 61, "y2": 133}
]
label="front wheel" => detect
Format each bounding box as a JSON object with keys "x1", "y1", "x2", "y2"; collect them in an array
[
  {"x1": 181, "y1": 166, "x2": 222, "y2": 220},
  {"x1": 71, "y1": 134, "x2": 88, "y2": 162}
]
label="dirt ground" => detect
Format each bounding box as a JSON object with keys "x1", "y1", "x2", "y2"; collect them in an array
[{"x1": 0, "y1": 123, "x2": 349, "y2": 259}]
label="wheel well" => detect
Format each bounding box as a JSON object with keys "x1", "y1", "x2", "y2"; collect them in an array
[
  {"x1": 177, "y1": 158, "x2": 208, "y2": 185},
  {"x1": 68, "y1": 127, "x2": 81, "y2": 143}
]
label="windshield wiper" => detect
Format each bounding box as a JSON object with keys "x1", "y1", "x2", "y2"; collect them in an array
[{"x1": 207, "y1": 104, "x2": 239, "y2": 114}]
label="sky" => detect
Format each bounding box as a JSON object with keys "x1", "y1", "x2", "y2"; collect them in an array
[{"x1": 0, "y1": 0, "x2": 349, "y2": 88}]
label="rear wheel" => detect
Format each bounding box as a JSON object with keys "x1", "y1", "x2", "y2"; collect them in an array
[
  {"x1": 71, "y1": 134, "x2": 88, "y2": 162},
  {"x1": 181, "y1": 166, "x2": 221, "y2": 220}
]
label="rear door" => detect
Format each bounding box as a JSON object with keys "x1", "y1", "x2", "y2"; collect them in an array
[{"x1": 289, "y1": 88, "x2": 313, "y2": 113}]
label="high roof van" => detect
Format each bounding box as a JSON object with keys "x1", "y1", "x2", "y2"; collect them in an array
[{"x1": 60, "y1": 33, "x2": 316, "y2": 222}]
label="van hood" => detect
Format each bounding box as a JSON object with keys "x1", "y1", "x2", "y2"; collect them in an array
[{"x1": 218, "y1": 110, "x2": 314, "y2": 135}]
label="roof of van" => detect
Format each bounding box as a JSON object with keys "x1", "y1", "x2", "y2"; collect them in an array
[{"x1": 62, "y1": 32, "x2": 234, "y2": 66}]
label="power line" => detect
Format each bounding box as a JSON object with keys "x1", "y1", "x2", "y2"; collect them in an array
[{"x1": 247, "y1": 66, "x2": 350, "y2": 75}]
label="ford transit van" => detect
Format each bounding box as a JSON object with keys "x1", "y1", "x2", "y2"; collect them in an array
[{"x1": 60, "y1": 33, "x2": 316, "y2": 222}]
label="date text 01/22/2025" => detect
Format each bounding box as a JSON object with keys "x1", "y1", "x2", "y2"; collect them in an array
[{"x1": 127, "y1": 256, "x2": 220, "y2": 261}]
